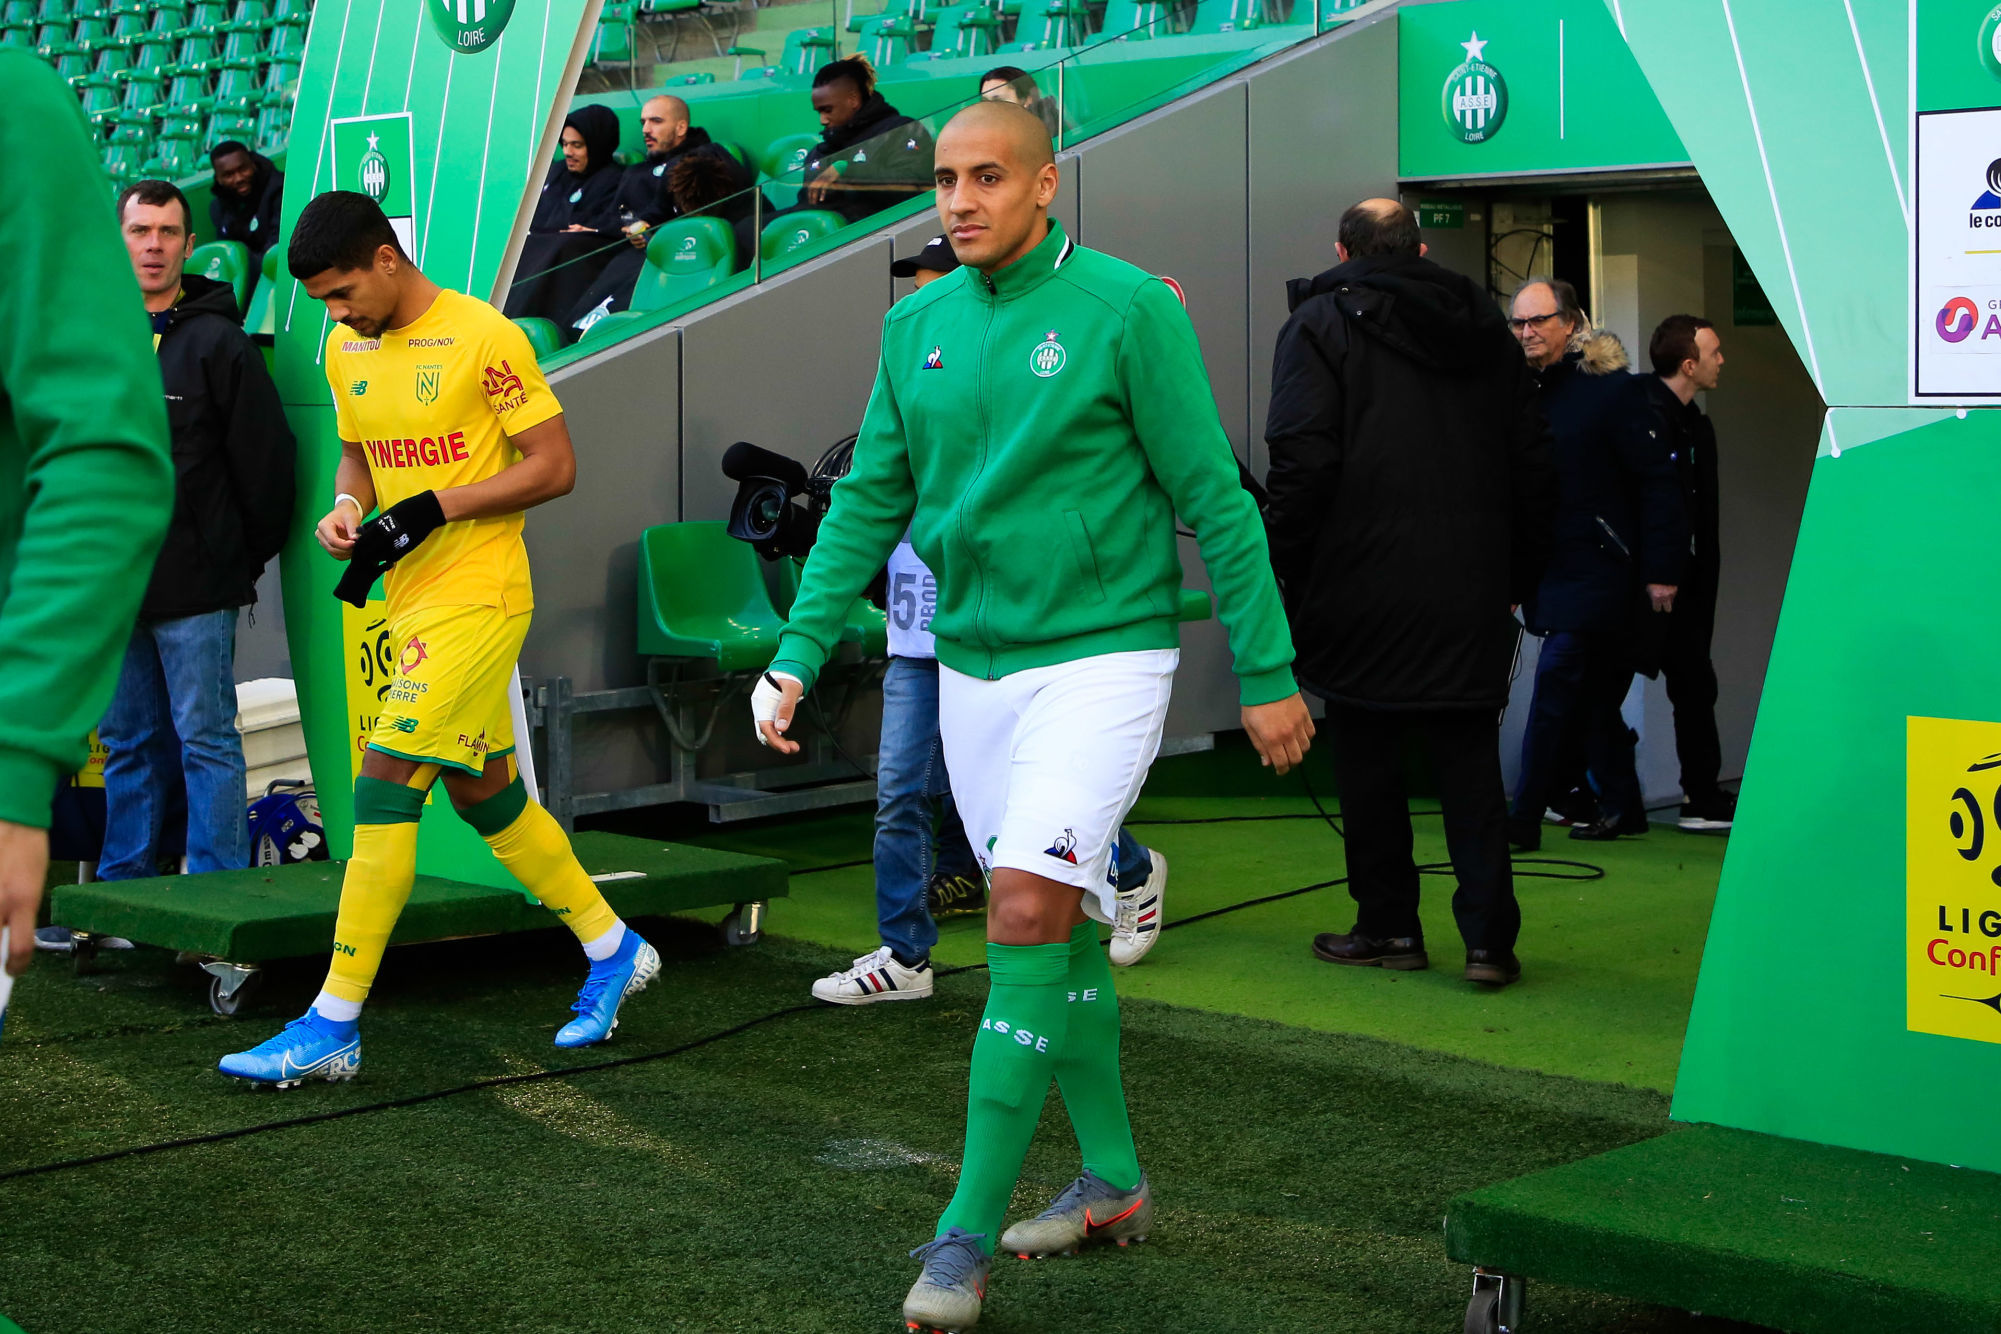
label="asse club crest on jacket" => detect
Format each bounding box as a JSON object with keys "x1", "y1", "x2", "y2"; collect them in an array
[
  {"x1": 428, "y1": 0, "x2": 514, "y2": 54},
  {"x1": 1441, "y1": 31, "x2": 1507, "y2": 145}
]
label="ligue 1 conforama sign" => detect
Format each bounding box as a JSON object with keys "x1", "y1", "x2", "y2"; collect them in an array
[{"x1": 428, "y1": 0, "x2": 515, "y2": 53}]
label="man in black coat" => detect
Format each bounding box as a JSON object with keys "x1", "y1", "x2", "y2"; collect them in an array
[
  {"x1": 1507, "y1": 279, "x2": 1685, "y2": 851},
  {"x1": 84, "y1": 182, "x2": 293, "y2": 895},
  {"x1": 208, "y1": 142, "x2": 285, "y2": 267},
  {"x1": 1645, "y1": 314, "x2": 1733, "y2": 832},
  {"x1": 1265, "y1": 199, "x2": 1556, "y2": 988}
]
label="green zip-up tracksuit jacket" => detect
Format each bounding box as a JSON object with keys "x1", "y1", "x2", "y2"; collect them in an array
[
  {"x1": 773, "y1": 220, "x2": 1296, "y2": 705},
  {"x1": 0, "y1": 52, "x2": 173, "y2": 828}
]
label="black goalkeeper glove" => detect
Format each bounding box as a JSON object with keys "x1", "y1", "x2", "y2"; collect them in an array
[{"x1": 332, "y1": 490, "x2": 448, "y2": 608}]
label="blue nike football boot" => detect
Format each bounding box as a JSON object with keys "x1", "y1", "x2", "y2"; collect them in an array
[
  {"x1": 218, "y1": 1008, "x2": 362, "y2": 1087},
  {"x1": 555, "y1": 930, "x2": 661, "y2": 1048}
]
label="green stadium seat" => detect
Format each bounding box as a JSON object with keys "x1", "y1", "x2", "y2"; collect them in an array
[
  {"x1": 1099, "y1": 0, "x2": 1168, "y2": 36},
  {"x1": 661, "y1": 70, "x2": 715, "y2": 85},
  {"x1": 853, "y1": 11, "x2": 921, "y2": 65},
  {"x1": 777, "y1": 24, "x2": 834, "y2": 75},
  {"x1": 635, "y1": 521, "x2": 787, "y2": 670},
  {"x1": 587, "y1": 2, "x2": 636, "y2": 64},
  {"x1": 1025, "y1": 0, "x2": 1089, "y2": 44},
  {"x1": 760, "y1": 131, "x2": 818, "y2": 181},
  {"x1": 576, "y1": 309, "x2": 647, "y2": 346},
  {"x1": 924, "y1": 1, "x2": 1002, "y2": 57},
  {"x1": 630, "y1": 216, "x2": 736, "y2": 312},
  {"x1": 770, "y1": 556, "x2": 889, "y2": 656},
  {"x1": 994, "y1": 36, "x2": 1046, "y2": 52},
  {"x1": 243, "y1": 247, "x2": 279, "y2": 339},
  {"x1": 511, "y1": 316, "x2": 563, "y2": 359},
  {"x1": 758, "y1": 209, "x2": 844, "y2": 266},
  {"x1": 190, "y1": 240, "x2": 252, "y2": 311},
  {"x1": 1183, "y1": 0, "x2": 1258, "y2": 33}
]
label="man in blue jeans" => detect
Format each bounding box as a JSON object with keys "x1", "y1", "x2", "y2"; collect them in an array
[
  {"x1": 807, "y1": 238, "x2": 1168, "y2": 1004},
  {"x1": 40, "y1": 181, "x2": 294, "y2": 951}
]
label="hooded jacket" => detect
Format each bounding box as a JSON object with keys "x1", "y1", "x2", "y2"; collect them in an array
[
  {"x1": 1264, "y1": 253, "x2": 1557, "y2": 710},
  {"x1": 143, "y1": 272, "x2": 297, "y2": 621},
  {"x1": 1523, "y1": 332, "x2": 1686, "y2": 640},
  {"x1": 208, "y1": 152, "x2": 285, "y2": 261},
  {"x1": 529, "y1": 104, "x2": 623, "y2": 234},
  {"x1": 802, "y1": 93, "x2": 933, "y2": 224}
]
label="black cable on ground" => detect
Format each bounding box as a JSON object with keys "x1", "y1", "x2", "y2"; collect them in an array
[{"x1": 1, "y1": 789, "x2": 1607, "y2": 1183}]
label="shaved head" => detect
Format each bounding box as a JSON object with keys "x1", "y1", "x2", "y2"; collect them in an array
[
  {"x1": 641, "y1": 95, "x2": 690, "y2": 155},
  {"x1": 933, "y1": 99, "x2": 1061, "y2": 274},
  {"x1": 939, "y1": 99, "x2": 1055, "y2": 173}
]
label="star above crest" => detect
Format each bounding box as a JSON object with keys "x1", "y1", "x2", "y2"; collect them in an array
[{"x1": 1461, "y1": 30, "x2": 1487, "y2": 61}]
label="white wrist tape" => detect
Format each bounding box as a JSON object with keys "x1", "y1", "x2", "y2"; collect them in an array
[
  {"x1": 752, "y1": 671, "x2": 801, "y2": 747},
  {"x1": 334, "y1": 493, "x2": 365, "y2": 517}
]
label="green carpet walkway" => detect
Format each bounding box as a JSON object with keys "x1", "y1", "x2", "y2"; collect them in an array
[{"x1": 695, "y1": 794, "x2": 1724, "y2": 1093}]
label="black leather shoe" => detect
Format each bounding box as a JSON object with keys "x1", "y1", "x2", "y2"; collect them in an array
[
  {"x1": 1568, "y1": 812, "x2": 1650, "y2": 841},
  {"x1": 1312, "y1": 930, "x2": 1429, "y2": 970},
  {"x1": 1465, "y1": 950, "x2": 1522, "y2": 986}
]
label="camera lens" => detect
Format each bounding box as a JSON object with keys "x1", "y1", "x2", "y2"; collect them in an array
[{"x1": 740, "y1": 482, "x2": 790, "y2": 541}]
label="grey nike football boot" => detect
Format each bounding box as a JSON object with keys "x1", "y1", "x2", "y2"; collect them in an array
[
  {"x1": 903, "y1": 1228, "x2": 989, "y2": 1332},
  {"x1": 1000, "y1": 1170, "x2": 1152, "y2": 1258}
]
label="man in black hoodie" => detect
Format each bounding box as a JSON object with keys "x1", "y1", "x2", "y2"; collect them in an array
[
  {"x1": 63, "y1": 182, "x2": 293, "y2": 907},
  {"x1": 504, "y1": 103, "x2": 625, "y2": 323},
  {"x1": 1265, "y1": 199, "x2": 1555, "y2": 988},
  {"x1": 208, "y1": 142, "x2": 285, "y2": 267},
  {"x1": 562, "y1": 95, "x2": 751, "y2": 334},
  {"x1": 798, "y1": 57, "x2": 933, "y2": 224}
]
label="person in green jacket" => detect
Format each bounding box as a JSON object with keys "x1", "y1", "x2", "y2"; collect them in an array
[
  {"x1": 753, "y1": 100, "x2": 1314, "y2": 1332},
  {"x1": 0, "y1": 51, "x2": 174, "y2": 978}
]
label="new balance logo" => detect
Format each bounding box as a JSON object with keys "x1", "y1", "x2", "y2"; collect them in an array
[{"x1": 387, "y1": 716, "x2": 418, "y2": 734}]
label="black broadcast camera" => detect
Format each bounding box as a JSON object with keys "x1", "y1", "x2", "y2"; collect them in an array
[{"x1": 722, "y1": 436, "x2": 858, "y2": 561}]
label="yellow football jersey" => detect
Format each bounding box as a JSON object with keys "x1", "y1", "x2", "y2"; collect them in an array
[{"x1": 324, "y1": 289, "x2": 562, "y2": 615}]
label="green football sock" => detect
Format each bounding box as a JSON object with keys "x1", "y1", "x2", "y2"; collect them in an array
[
  {"x1": 1054, "y1": 921, "x2": 1141, "y2": 1191},
  {"x1": 935, "y1": 941, "x2": 1073, "y2": 1251}
]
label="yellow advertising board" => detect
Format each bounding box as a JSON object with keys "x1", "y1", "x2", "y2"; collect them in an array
[{"x1": 1907, "y1": 715, "x2": 2001, "y2": 1042}]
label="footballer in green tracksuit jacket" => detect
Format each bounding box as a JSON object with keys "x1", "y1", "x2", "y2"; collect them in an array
[
  {"x1": 0, "y1": 51, "x2": 173, "y2": 977},
  {"x1": 754, "y1": 101, "x2": 1314, "y2": 1333}
]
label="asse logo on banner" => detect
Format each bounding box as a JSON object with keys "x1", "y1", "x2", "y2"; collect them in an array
[
  {"x1": 1441, "y1": 31, "x2": 1508, "y2": 145},
  {"x1": 428, "y1": 0, "x2": 515, "y2": 54}
]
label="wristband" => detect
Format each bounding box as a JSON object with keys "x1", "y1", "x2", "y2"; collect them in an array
[{"x1": 334, "y1": 493, "x2": 365, "y2": 516}]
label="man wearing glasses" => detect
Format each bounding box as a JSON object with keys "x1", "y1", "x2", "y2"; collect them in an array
[{"x1": 1505, "y1": 278, "x2": 1685, "y2": 850}]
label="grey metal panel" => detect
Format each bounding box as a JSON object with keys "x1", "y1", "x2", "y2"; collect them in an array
[
  {"x1": 533, "y1": 323, "x2": 684, "y2": 694},
  {"x1": 1073, "y1": 83, "x2": 1249, "y2": 457},
  {"x1": 236, "y1": 564, "x2": 292, "y2": 681},
  {"x1": 678, "y1": 237, "x2": 896, "y2": 524},
  {"x1": 1246, "y1": 11, "x2": 1400, "y2": 481}
]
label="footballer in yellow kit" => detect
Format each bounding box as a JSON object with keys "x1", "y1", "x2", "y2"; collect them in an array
[
  {"x1": 220, "y1": 191, "x2": 659, "y2": 1089},
  {"x1": 327, "y1": 286, "x2": 544, "y2": 776}
]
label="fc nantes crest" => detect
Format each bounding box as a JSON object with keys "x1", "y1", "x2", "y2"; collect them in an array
[
  {"x1": 1441, "y1": 30, "x2": 1507, "y2": 145},
  {"x1": 428, "y1": 0, "x2": 515, "y2": 54}
]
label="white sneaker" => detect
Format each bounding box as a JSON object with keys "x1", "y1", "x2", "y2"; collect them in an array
[
  {"x1": 1110, "y1": 848, "x2": 1167, "y2": 967},
  {"x1": 810, "y1": 946, "x2": 934, "y2": 1005}
]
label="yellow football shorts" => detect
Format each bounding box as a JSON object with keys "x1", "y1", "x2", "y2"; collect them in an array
[{"x1": 367, "y1": 603, "x2": 528, "y2": 776}]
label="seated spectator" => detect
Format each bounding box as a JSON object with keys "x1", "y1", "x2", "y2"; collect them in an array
[
  {"x1": 670, "y1": 147, "x2": 766, "y2": 266},
  {"x1": 563, "y1": 95, "x2": 746, "y2": 334},
  {"x1": 504, "y1": 104, "x2": 626, "y2": 322},
  {"x1": 979, "y1": 65, "x2": 1060, "y2": 141},
  {"x1": 208, "y1": 141, "x2": 284, "y2": 267},
  {"x1": 799, "y1": 57, "x2": 934, "y2": 224}
]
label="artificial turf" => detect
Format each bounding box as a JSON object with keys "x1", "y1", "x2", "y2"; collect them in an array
[{"x1": 0, "y1": 748, "x2": 1744, "y2": 1332}]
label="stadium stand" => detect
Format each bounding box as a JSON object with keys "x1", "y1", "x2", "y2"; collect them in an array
[{"x1": 9, "y1": 0, "x2": 312, "y2": 189}]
